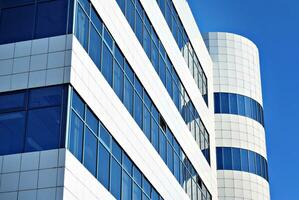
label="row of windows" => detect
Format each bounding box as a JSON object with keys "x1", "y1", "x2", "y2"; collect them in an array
[
  {"x1": 0, "y1": 0, "x2": 73, "y2": 44},
  {"x1": 113, "y1": 0, "x2": 210, "y2": 162},
  {"x1": 0, "y1": 85, "x2": 67, "y2": 155},
  {"x1": 74, "y1": 1, "x2": 211, "y2": 199},
  {"x1": 216, "y1": 147, "x2": 269, "y2": 181},
  {"x1": 68, "y1": 89, "x2": 163, "y2": 200},
  {"x1": 156, "y1": 0, "x2": 208, "y2": 105},
  {"x1": 214, "y1": 93, "x2": 264, "y2": 126}
]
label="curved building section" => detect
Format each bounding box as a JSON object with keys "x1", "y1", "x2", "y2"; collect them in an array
[{"x1": 203, "y1": 32, "x2": 270, "y2": 200}]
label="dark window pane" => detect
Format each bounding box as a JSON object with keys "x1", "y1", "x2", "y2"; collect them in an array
[
  {"x1": 111, "y1": 157, "x2": 122, "y2": 200},
  {"x1": 245, "y1": 97, "x2": 252, "y2": 118},
  {"x1": 136, "y1": 13, "x2": 143, "y2": 44},
  {"x1": 223, "y1": 147, "x2": 232, "y2": 170},
  {"x1": 151, "y1": 120, "x2": 159, "y2": 151},
  {"x1": 25, "y1": 107, "x2": 61, "y2": 151},
  {"x1": 216, "y1": 147, "x2": 223, "y2": 169},
  {"x1": 103, "y1": 27, "x2": 113, "y2": 49},
  {"x1": 116, "y1": 0, "x2": 125, "y2": 13},
  {"x1": 75, "y1": 5, "x2": 89, "y2": 50},
  {"x1": 100, "y1": 124, "x2": 111, "y2": 148},
  {"x1": 142, "y1": 177, "x2": 151, "y2": 197},
  {"x1": 126, "y1": 0, "x2": 135, "y2": 30},
  {"x1": 214, "y1": 93, "x2": 220, "y2": 113},
  {"x1": 133, "y1": 166, "x2": 142, "y2": 186},
  {"x1": 0, "y1": 5, "x2": 35, "y2": 44},
  {"x1": 0, "y1": 0, "x2": 35, "y2": 8},
  {"x1": 0, "y1": 91, "x2": 26, "y2": 112},
  {"x1": 112, "y1": 139, "x2": 122, "y2": 162},
  {"x1": 159, "y1": 129, "x2": 167, "y2": 162},
  {"x1": 35, "y1": 0, "x2": 68, "y2": 38},
  {"x1": 83, "y1": 128, "x2": 97, "y2": 176},
  {"x1": 134, "y1": 92, "x2": 143, "y2": 129},
  {"x1": 151, "y1": 188, "x2": 159, "y2": 200},
  {"x1": 72, "y1": 91, "x2": 85, "y2": 118},
  {"x1": 86, "y1": 108, "x2": 98, "y2": 134},
  {"x1": 123, "y1": 153, "x2": 133, "y2": 175},
  {"x1": 143, "y1": 28, "x2": 151, "y2": 58},
  {"x1": 29, "y1": 86, "x2": 62, "y2": 108},
  {"x1": 229, "y1": 94, "x2": 238, "y2": 114},
  {"x1": 91, "y1": 6, "x2": 102, "y2": 34},
  {"x1": 248, "y1": 151, "x2": 256, "y2": 173},
  {"x1": 241, "y1": 149, "x2": 249, "y2": 172},
  {"x1": 69, "y1": 111, "x2": 84, "y2": 161},
  {"x1": 78, "y1": 0, "x2": 90, "y2": 14},
  {"x1": 256, "y1": 154, "x2": 262, "y2": 176},
  {"x1": 232, "y1": 148, "x2": 241, "y2": 170},
  {"x1": 124, "y1": 61, "x2": 134, "y2": 82},
  {"x1": 220, "y1": 93, "x2": 229, "y2": 113},
  {"x1": 159, "y1": 57, "x2": 166, "y2": 85},
  {"x1": 98, "y1": 142, "x2": 110, "y2": 189},
  {"x1": 113, "y1": 61, "x2": 124, "y2": 101},
  {"x1": 237, "y1": 95, "x2": 245, "y2": 116},
  {"x1": 124, "y1": 77, "x2": 134, "y2": 115},
  {"x1": 0, "y1": 112, "x2": 26, "y2": 155},
  {"x1": 122, "y1": 171, "x2": 132, "y2": 200},
  {"x1": 133, "y1": 183, "x2": 142, "y2": 200},
  {"x1": 167, "y1": 141, "x2": 174, "y2": 172},
  {"x1": 143, "y1": 107, "x2": 151, "y2": 140},
  {"x1": 134, "y1": 77, "x2": 143, "y2": 97},
  {"x1": 102, "y1": 43, "x2": 113, "y2": 86},
  {"x1": 89, "y1": 25, "x2": 102, "y2": 69},
  {"x1": 174, "y1": 153, "x2": 180, "y2": 180},
  {"x1": 166, "y1": 68, "x2": 173, "y2": 97},
  {"x1": 115, "y1": 45, "x2": 124, "y2": 67}
]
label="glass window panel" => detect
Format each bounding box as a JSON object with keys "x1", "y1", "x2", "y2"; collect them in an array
[
  {"x1": 89, "y1": 25, "x2": 102, "y2": 69},
  {"x1": 159, "y1": 129, "x2": 167, "y2": 162},
  {"x1": 166, "y1": 68, "x2": 173, "y2": 97},
  {"x1": 220, "y1": 93, "x2": 229, "y2": 113},
  {"x1": 248, "y1": 151, "x2": 256, "y2": 174},
  {"x1": 214, "y1": 93, "x2": 220, "y2": 113},
  {"x1": 91, "y1": 6, "x2": 102, "y2": 33},
  {"x1": 69, "y1": 111, "x2": 84, "y2": 161},
  {"x1": 29, "y1": 86, "x2": 62, "y2": 108},
  {"x1": 151, "y1": 106, "x2": 159, "y2": 123},
  {"x1": 113, "y1": 61, "x2": 124, "y2": 101},
  {"x1": 134, "y1": 92, "x2": 143, "y2": 129},
  {"x1": 111, "y1": 157, "x2": 122, "y2": 200},
  {"x1": 167, "y1": 141, "x2": 174, "y2": 172},
  {"x1": 112, "y1": 139, "x2": 122, "y2": 162},
  {"x1": 241, "y1": 149, "x2": 249, "y2": 172},
  {"x1": 25, "y1": 107, "x2": 61, "y2": 152},
  {"x1": 100, "y1": 124, "x2": 111, "y2": 148},
  {"x1": 35, "y1": 0, "x2": 68, "y2": 38},
  {"x1": 116, "y1": 0, "x2": 125, "y2": 13},
  {"x1": 159, "y1": 57, "x2": 166, "y2": 85},
  {"x1": 103, "y1": 27, "x2": 113, "y2": 49},
  {"x1": 124, "y1": 61, "x2": 134, "y2": 83},
  {"x1": 98, "y1": 142, "x2": 110, "y2": 189},
  {"x1": 151, "y1": 44, "x2": 159, "y2": 73},
  {"x1": 126, "y1": 0, "x2": 135, "y2": 30},
  {"x1": 216, "y1": 147, "x2": 223, "y2": 169},
  {"x1": 252, "y1": 100, "x2": 258, "y2": 121},
  {"x1": 223, "y1": 148, "x2": 232, "y2": 170},
  {"x1": 83, "y1": 128, "x2": 97, "y2": 176},
  {"x1": 0, "y1": 0, "x2": 35, "y2": 8},
  {"x1": 261, "y1": 158, "x2": 265, "y2": 179},
  {"x1": 0, "y1": 112, "x2": 26, "y2": 155},
  {"x1": 124, "y1": 77, "x2": 134, "y2": 115},
  {"x1": 134, "y1": 77, "x2": 143, "y2": 96},
  {"x1": 232, "y1": 148, "x2": 241, "y2": 170},
  {"x1": 0, "y1": 91, "x2": 26, "y2": 112},
  {"x1": 237, "y1": 95, "x2": 245, "y2": 116},
  {"x1": 151, "y1": 120, "x2": 159, "y2": 152},
  {"x1": 144, "y1": 92, "x2": 151, "y2": 110},
  {"x1": 143, "y1": 13, "x2": 151, "y2": 32},
  {"x1": 72, "y1": 91, "x2": 85, "y2": 118},
  {"x1": 75, "y1": 5, "x2": 89, "y2": 50},
  {"x1": 0, "y1": 5, "x2": 35, "y2": 44},
  {"x1": 122, "y1": 171, "x2": 132, "y2": 200},
  {"x1": 229, "y1": 93, "x2": 238, "y2": 114},
  {"x1": 151, "y1": 188, "x2": 159, "y2": 200},
  {"x1": 102, "y1": 43, "x2": 113, "y2": 86},
  {"x1": 115, "y1": 45, "x2": 124, "y2": 67},
  {"x1": 143, "y1": 106, "x2": 151, "y2": 140},
  {"x1": 173, "y1": 83, "x2": 180, "y2": 109},
  {"x1": 133, "y1": 166, "x2": 142, "y2": 186},
  {"x1": 123, "y1": 153, "x2": 133, "y2": 175},
  {"x1": 136, "y1": 12, "x2": 143, "y2": 44},
  {"x1": 86, "y1": 108, "x2": 98, "y2": 134},
  {"x1": 256, "y1": 154, "x2": 262, "y2": 176},
  {"x1": 142, "y1": 177, "x2": 151, "y2": 197},
  {"x1": 78, "y1": 0, "x2": 90, "y2": 14},
  {"x1": 245, "y1": 96, "x2": 252, "y2": 118},
  {"x1": 143, "y1": 28, "x2": 151, "y2": 58},
  {"x1": 174, "y1": 153, "x2": 180, "y2": 180},
  {"x1": 133, "y1": 183, "x2": 142, "y2": 200}
]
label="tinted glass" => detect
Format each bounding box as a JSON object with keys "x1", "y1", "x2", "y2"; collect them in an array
[
  {"x1": 151, "y1": 121, "x2": 159, "y2": 151},
  {"x1": 123, "y1": 153, "x2": 133, "y2": 175},
  {"x1": 0, "y1": 92, "x2": 26, "y2": 112},
  {"x1": 133, "y1": 166, "x2": 142, "y2": 186},
  {"x1": 220, "y1": 93, "x2": 229, "y2": 113},
  {"x1": 223, "y1": 147, "x2": 232, "y2": 170},
  {"x1": 134, "y1": 92, "x2": 143, "y2": 128},
  {"x1": 122, "y1": 171, "x2": 132, "y2": 200},
  {"x1": 76, "y1": 5, "x2": 89, "y2": 50},
  {"x1": 232, "y1": 148, "x2": 241, "y2": 170},
  {"x1": 35, "y1": 0, "x2": 68, "y2": 37},
  {"x1": 124, "y1": 77, "x2": 134, "y2": 115},
  {"x1": 29, "y1": 86, "x2": 62, "y2": 108},
  {"x1": 143, "y1": 107, "x2": 151, "y2": 140},
  {"x1": 102, "y1": 43, "x2": 113, "y2": 86},
  {"x1": 133, "y1": 183, "x2": 142, "y2": 200},
  {"x1": 98, "y1": 142, "x2": 110, "y2": 189},
  {"x1": 112, "y1": 139, "x2": 122, "y2": 162},
  {"x1": 238, "y1": 95, "x2": 245, "y2": 115},
  {"x1": 241, "y1": 149, "x2": 249, "y2": 172},
  {"x1": 69, "y1": 111, "x2": 84, "y2": 161},
  {"x1": 0, "y1": 112, "x2": 26, "y2": 155},
  {"x1": 113, "y1": 61, "x2": 124, "y2": 100},
  {"x1": 248, "y1": 151, "x2": 256, "y2": 173},
  {"x1": 91, "y1": 6, "x2": 102, "y2": 33},
  {"x1": 83, "y1": 128, "x2": 97, "y2": 176},
  {"x1": 100, "y1": 125, "x2": 111, "y2": 148},
  {"x1": 86, "y1": 108, "x2": 98, "y2": 134},
  {"x1": 111, "y1": 157, "x2": 122, "y2": 200},
  {"x1": 229, "y1": 94, "x2": 238, "y2": 114},
  {"x1": 89, "y1": 25, "x2": 102, "y2": 69},
  {"x1": 216, "y1": 147, "x2": 223, "y2": 169},
  {"x1": 159, "y1": 129, "x2": 167, "y2": 162},
  {"x1": 25, "y1": 107, "x2": 61, "y2": 151},
  {"x1": 72, "y1": 91, "x2": 85, "y2": 118}
]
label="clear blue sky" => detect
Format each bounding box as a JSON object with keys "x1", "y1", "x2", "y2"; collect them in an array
[{"x1": 188, "y1": 0, "x2": 299, "y2": 199}]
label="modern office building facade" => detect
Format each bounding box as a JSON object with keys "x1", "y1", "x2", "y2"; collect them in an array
[{"x1": 0, "y1": 1, "x2": 268, "y2": 200}]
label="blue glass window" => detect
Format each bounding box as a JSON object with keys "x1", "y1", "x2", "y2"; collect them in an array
[
  {"x1": 143, "y1": 107, "x2": 151, "y2": 140},
  {"x1": 223, "y1": 147, "x2": 232, "y2": 170},
  {"x1": 134, "y1": 92, "x2": 143, "y2": 129},
  {"x1": 133, "y1": 183, "x2": 142, "y2": 200},
  {"x1": 86, "y1": 108, "x2": 98, "y2": 134},
  {"x1": 102, "y1": 43, "x2": 113, "y2": 86},
  {"x1": 151, "y1": 121, "x2": 159, "y2": 151},
  {"x1": 143, "y1": 28, "x2": 151, "y2": 58},
  {"x1": 69, "y1": 111, "x2": 84, "y2": 161},
  {"x1": 75, "y1": 5, "x2": 89, "y2": 50},
  {"x1": 248, "y1": 151, "x2": 256, "y2": 174},
  {"x1": 229, "y1": 94, "x2": 238, "y2": 114},
  {"x1": 29, "y1": 86, "x2": 62, "y2": 108},
  {"x1": 35, "y1": 0, "x2": 68, "y2": 38},
  {"x1": 133, "y1": 166, "x2": 142, "y2": 186},
  {"x1": 167, "y1": 141, "x2": 174, "y2": 172},
  {"x1": 245, "y1": 97, "x2": 252, "y2": 118},
  {"x1": 142, "y1": 177, "x2": 151, "y2": 197},
  {"x1": 238, "y1": 95, "x2": 245, "y2": 115},
  {"x1": 256, "y1": 154, "x2": 262, "y2": 176},
  {"x1": 72, "y1": 91, "x2": 85, "y2": 118},
  {"x1": 116, "y1": 0, "x2": 125, "y2": 13},
  {"x1": 159, "y1": 129, "x2": 167, "y2": 162},
  {"x1": 100, "y1": 125, "x2": 111, "y2": 148},
  {"x1": 98, "y1": 142, "x2": 110, "y2": 189},
  {"x1": 126, "y1": 0, "x2": 135, "y2": 30},
  {"x1": 123, "y1": 153, "x2": 133, "y2": 175},
  {"x1": 220, "y1": 93, "x2": 229, "y2": 113},
  {"x1": 115, "y1": 45, "x2": 124, "y2": 67},
  {"x1": 25, "y1": 107, "x2": 61, "y2": 152},
  {"x1": 124, "y1": 77, "x2": 134, "y2": 115},
  {"x1": 112, "y1": 139, "x2": 122, "y2": 162},
  {"x1": 83, "y1": 128, "x2": 97, "y2": 176},
  {"x1": 214, "y1": 93, "x2": 220, "y2": 113},
  {"x1": 111, "y1": 157, "x2": 122, "y2": 200},
  {"x1": 159, "y1": 57, "x2": 166, "y2": 85},
  {"x1": 113, "y1": 61, "x2": 124, "y2": 100},
  {"x1": 0, "y1": 112, "x2": 26, "y2": 155},
  {"x1": 241, "y1": 149, "x2": 249, "y2": 172},
  {"x1": 0, "y1": 92, "x2": 26, "y2": 112},
  {"x1": 136, "y1": 12, "x2": 143, "y2": 43},
  {"x1": 122, "y1": 171, "x2": 132, "y2": 200},
  {"x1": 216, "y1": 147, "x2": 223, "y2": 169},
  {"x1": 174, "y1": 153, "x2": 180, "y2": 180},
  {"x1": 166, "y1": 69, "x2": 173, "y2": 97},
  {"x1": 91, "y1": 6, "x2": 102, "y2": 33},
  {"x1": 78, "y1": 0, "x2": 90, "y2": 13},
  {"x1": 0, "y1": 4, "x2": 35, "y2": 44},
  {"x1": 103, "y1": 27, "x2": 113, "y2": 49},
  {"x1": 89, "y1": 25, "x2": 102, "y2": 69},
  {"x1": 232, "y1": 148, "x2": 241, "y2": 170}
]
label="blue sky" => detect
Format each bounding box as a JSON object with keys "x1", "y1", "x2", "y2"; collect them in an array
[{"x1": 188, "y1": 0, "x2": 299, "y2": 199}]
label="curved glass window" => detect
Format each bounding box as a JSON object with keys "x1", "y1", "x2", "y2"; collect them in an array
[
  {"x1": 216, "y1": 147, "x2": 269, "y2": 181},
  {"x1": 214, "y1": 93, "x2": 264, "y2": 126}
]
